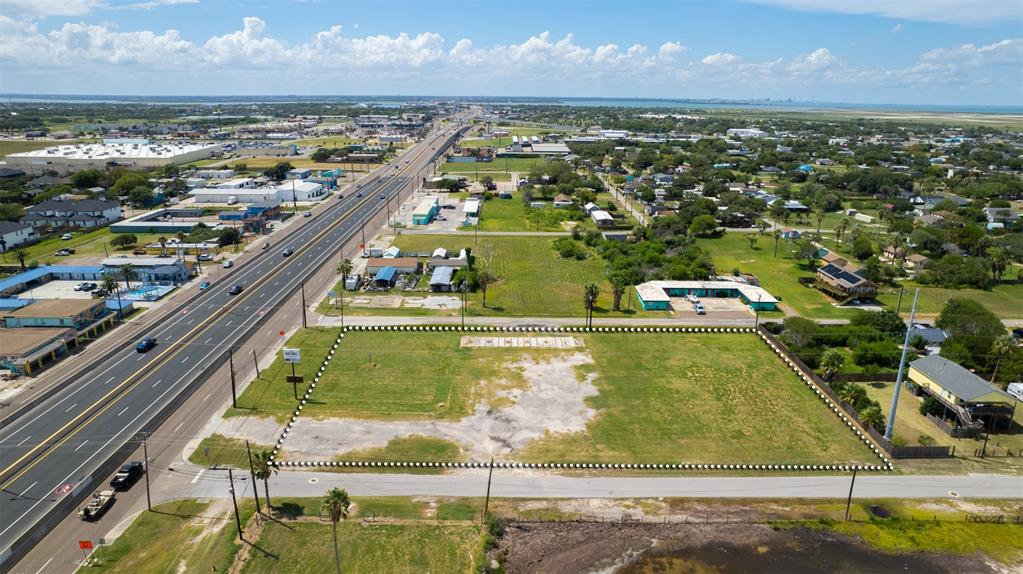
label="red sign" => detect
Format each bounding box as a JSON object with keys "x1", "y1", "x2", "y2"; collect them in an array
[
  {"x1": 79, "y1": 540, "x2": 93, "y2": 550},
  {"x1": 52, "y1": 483, "x2": 74, "y2": 497},
  {"x1": 279, "y1": 330, "x2": 285, "y2": 337}
]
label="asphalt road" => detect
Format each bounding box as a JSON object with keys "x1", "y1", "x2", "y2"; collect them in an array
[{"x1": 0, "y1": 128, "x2": 462, "y2": 570}]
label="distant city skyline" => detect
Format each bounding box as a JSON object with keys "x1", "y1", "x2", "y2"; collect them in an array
[{"x1": 0, "y1": 0, "x2": 1020, "y2": 106}]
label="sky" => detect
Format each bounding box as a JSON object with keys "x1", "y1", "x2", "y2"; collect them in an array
[{"x1": 0, "y1": 0, "x2": 1020, "y2": 105}]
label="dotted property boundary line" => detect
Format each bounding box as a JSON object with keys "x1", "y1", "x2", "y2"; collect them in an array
[{"x1": 269, "y1": 324, "x2": 891, "y2": 473}]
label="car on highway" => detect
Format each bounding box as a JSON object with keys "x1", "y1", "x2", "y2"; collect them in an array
[
  {"x1": 229, "y1": 284, "x2": 243, "y2": 295},
  {"x1": 694, "y1": 303, "x2": 706, "y2": 315},
  {"x1": 222, "y1": 260, "x2": 233, "y2": 269},
  {"x1": 109, "y1": 461, "x2": 144, "y2": 490},
  {"x1": 262, "y1": 242, "x2": 270, "y2": 250},
  {"x1": 379, "y1": 193, "x2": 386, "y2": 200},
  {"x1": 356, "y1": 192, "x2": 363, "y2": 198},
  {"x1": 199, "y1": 281, "x2": 210, "y2": 290},
  {"x1": 282, "y1": 248, "x2": 294, "y2": 257},
  {"x1": 135, "y1": 338, "x2": 157, "y2": 353}
]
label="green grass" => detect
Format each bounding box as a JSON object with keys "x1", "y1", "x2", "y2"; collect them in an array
[
  {"x1": 812, "y1": 519, "x2": 1023, "y2": 565},
  {"x1": 242, "y1": 522, "x2": 486, "y2": 574},
  {"x1": 876, "y1": 280, "x2": 1023, "y2": 319},
  {"x1": 340, "y1": 435, "x2": 465, "y2": 465},
  {"x1": 234, "y1": 330, "x2": 875, "y2": 465},
  {"x1": 189, "y1": 434, "x2": 275, "y2": 469},
  {"x1": 440, "y1": 157, "x2": 547, "y2": 174},
  {"x1": 696, "y1": 234, "x2": 863, "y2": 320},
  {"x1": 3, "y1": 227, "x2": 201, "y2": 266},
  {"x1": 288, "y1": 136, "x2": 360, "y2": 147},
  {"x1": 459, "y1": 192, "x2": 625, "y2": 233},
  {"x1": 86, "y1": 499, "x2": 252, "y2": 573},
  {"x1": 389, "y1": 234, "x2": 652, "y2": 317},
  {"x1": 520, "y1": 333, "x2": 875, "y2": 464}
]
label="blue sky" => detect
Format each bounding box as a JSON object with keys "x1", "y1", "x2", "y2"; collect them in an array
[{"x1": 0, "y1": 0, "x2": 1020, "y2": 105}]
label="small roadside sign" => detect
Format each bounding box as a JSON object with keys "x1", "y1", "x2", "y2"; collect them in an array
[
  {"x1": 286, "y1": 375, "x2": 304, "y2": 384},
  {"x1": 328, "y1": 290, "x2": 336, "y2": 300},
  {"x1": 283, "y1": 348, "x2": 301, "y2": 363},
  {"x1": 79, "y1": 540, "x2": 93, "y2": 550},
  {"x1": 279, "y1": 330, "x2": 285, "y2": 337}
]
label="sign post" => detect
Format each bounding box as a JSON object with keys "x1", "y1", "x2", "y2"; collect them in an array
[
  {"x1": 79, "y1": 540, "x2": 93, "y2": 564},
  {"x1": 283, "y1": 348, "x2": 301, "y2": 399}
]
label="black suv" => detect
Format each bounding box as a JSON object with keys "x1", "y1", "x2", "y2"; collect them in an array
[
  {"x1": 110, "y1": 461, "x2": 144, "y2": 490},
  {"x1": 229, "y1": 284, "x2": 244, "y2": 295}
]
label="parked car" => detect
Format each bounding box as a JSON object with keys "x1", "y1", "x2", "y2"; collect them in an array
[
  {"x1": 222, "y1": 260, "x2": 233, "y2": 269},
  {"x1": 92, "y1": 288, "x2": 108, "y2": 298},
  {"x1": 282, "y1": 248, "x2": 294, "y2": 257},
  {"x1": 303, "y1": 211, "x2": 312, "y2": 218},
  {"x1": 109, "y1": 462, "x2": 144, "y2": 490},
  {"x1": 199, "y1": 281, "x2": 210, "y2": 290},
  {"x1": 135, "y1": 338, "x2": 157, "y2": 353},
  {"x1": 228, "y1": 284, "x2": 243, "y2": 295},
  {"x1": 694, "y1": 303, "x2": 706, "y2": 315},
  {"x1": 60, "y1": 233, "x2": 73, "y2": 240},
  {"x1": 197, "y1": 253, "x2": 213, "y2": 261},
  {"x1": 336, "y1": 194, "x2": 344, "y2": 200}
]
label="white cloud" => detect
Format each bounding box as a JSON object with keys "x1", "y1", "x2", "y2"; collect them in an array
[
  {"x1": 0, "y1": 0, "x2": 104, "y2": 17},
  {"x1": 702, "y1": 52, "x2": 741, "y2": 65},
  {"x1": 919, "y1": 38, "x2": 1023, "y2": 65},
  {"x1": 122, "y1": 0, "x2": 199, "y2": 10},
  {"x1": 744, "y1": 0, "x2": 1022, "y2": 25},
  {"x1": 891, "y1": 23, "x2": 904, "y2": 33}
]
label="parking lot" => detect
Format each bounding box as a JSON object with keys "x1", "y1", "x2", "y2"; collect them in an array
[
  {"x1": 18, "y1": 280, "x2": 102, "y2": 300},
  {"x1": 668, "y1": 296, "x2": 753, "y2": 320}
]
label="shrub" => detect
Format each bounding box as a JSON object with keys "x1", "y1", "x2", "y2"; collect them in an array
[{"x1": 919, "y1": 396, "x2": 945, "y2": 418}]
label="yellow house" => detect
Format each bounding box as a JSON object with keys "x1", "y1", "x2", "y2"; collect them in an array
[{"x1": 909, "y1": 354, "x2": 1016, "y2": 432}]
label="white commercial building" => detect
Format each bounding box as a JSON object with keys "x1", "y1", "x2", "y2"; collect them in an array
[
  {"x1": 4, "y1": 140, "x2": 221, "y2": 175},
  {"x1": 726, "y1": 128, "x2": 769, "y2": 139},
  {"x1": 214, "y1": 178, "x2": 256, "y2": 189},
  {"x1": 189, "y1": 181, "x2": 326, "y2": 204}
]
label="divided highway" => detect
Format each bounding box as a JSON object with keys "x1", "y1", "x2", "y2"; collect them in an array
[{"x1": 0, "y1": 127, "x2": 463, "y2": 570}]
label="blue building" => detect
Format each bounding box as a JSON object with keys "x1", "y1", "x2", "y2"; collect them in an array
[
  {"x1": 635, "y1": 280, "x2": 779, "y2": 312},
  {"x1": 0, "y1": 265, "x2": 104, "y2": 297}
]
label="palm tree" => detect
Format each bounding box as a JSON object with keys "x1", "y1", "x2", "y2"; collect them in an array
[
  {"x1": 118, "y1": 263, "x2": 137, "y2": 290},
  {"x1": 814, "y1": 208, "x2": 825, "y2": 235},
  {"x1": 158, "y1": 236, "x2": 168, "y2": 256},
  {"x1": 336, "y1": 258, "x2": 353, "y2": 325},
  {"x1": 322, "y1": 488, "x2": 351, "y2": 574},
  {"x1": 859, "y1": 406, "x2": 885, "y2": 432},
  {"x1": 12, "y1": 248, "x2": 28, "y2": 271},
  {"x1": 251, "y1": 449, "x2": 277, "y2": 512},
  {"x1": 836, "y1": 218, "x2": 849, "y2": 244},
  {"x1": 821, "y1": 349, "x2": 845, "y2": 381},
  {"x1": 745, "y1": 234, "x2": 757, "y2": 250},
  {"x1": 475, "y1": 269, "x2": 497, "y2": 307},
  {"x1": 989, "y1": 335, "x2": 1018, "y2": 384},
  {"x1": 772, "y1": 229, "x2": 781, "y2": 258},
  {"x1": 100, "y1": 272, "x2": 124, "y2": 320},
  {"x1": 608, "y1": 271, "x2": 628, "y2": 312},
  {"x1": 583, "y1": 282, "x2": 599, "y2": 328}
]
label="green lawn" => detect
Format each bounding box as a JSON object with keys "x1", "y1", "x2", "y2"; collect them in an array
[
  {"x1": 86, "y1": 499, "x2": 252, "y2": 573},
  {"x1": 234, "y1": 330, "x2": 875, "y2": 465},
  {"x1": 3, "y1": 227, "x2": 200, "y2": 266},
  {"x1": 243, "y1": 521, "x2": 485, "y2": 574},
  {"x1": 817, "y1": 520, "x2": 1023, "y2": 565},
  {"x1": 440, "y1": 157, "x2": 547, "y2": 174},
  {"x1": 189, "y1": 434, "x2": 276, "y2": 469},
  {"x1": 696, "y1": 234, "x2": 863, "y2": 320},
  {"x1": 461, "y1": 192, "x2": 625, "y2": 233},
  {"x1": 386, "y1": 234, "x2": 651, "y2": 317},
  {"x1": 876, "y1": 280, "x2": 1023, "y2": 319}
]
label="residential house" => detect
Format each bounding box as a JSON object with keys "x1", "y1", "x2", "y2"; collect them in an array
[
  {"x1": 100, "y1": 256, "x2": 191, "y2": 284},
  {"x1": 366, "y1": 257, "x2": 420, "y2": 275},
  {"x1": 982, "y1": 207, "x2": 1018, "y2": 230},
  {"x1": 815, "y1": 260, "x2": 877, "y2": 304},
  {"x1": 591, "y1": 210, "x2": 615, "y2": 228},
  {"x1": 553, "y1": 194, "x2": 574, "y2": 208},
  {"x1": 880, "y1": 244, "x2": 907, "y2": 263},
  {"x1": 22, "y1": 199, "x2": 122, "y2": 229},
  {"x1": 0, "y1": 221, "x2": 39, "y2": 251},
  {"x1": 909, "y1": 354, "x2": 1017, "y2": 435},
  {"x1": 780, "y1": 228, "x2": 800, "y2": 240}
]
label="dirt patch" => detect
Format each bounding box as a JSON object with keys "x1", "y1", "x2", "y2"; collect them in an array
[
  {"x1": 491, "y1": 522, "x2": 1001, "y2": 574},
  {"x1": 402, "y1": 296, "x2": 461, "y2": 309},
  {"x1": 349, "y1": 295, "x2": 402, "y2": 308},
  {"x1": 461, "y1": 336, "x2": 582, "y2": 349},
  {"x1": 280, "y1": 352, "x2": 599, "y2": 460}
]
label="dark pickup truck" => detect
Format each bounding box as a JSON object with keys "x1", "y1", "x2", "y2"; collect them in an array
[{"x1": 109, "y1": 461, "x2": 145, "y2": 490}]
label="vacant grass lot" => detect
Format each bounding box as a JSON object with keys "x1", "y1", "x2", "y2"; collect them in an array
[
  {"x1": 243, "y1": 521, "x2": 485, "y2": 574},
  {"x1": 235, "y1": 330, "x2": 874, "y2": 464},
  {"x1": 5, "y1": 227, "x2": 197, "y2": 266},
  {"x1": 391, "y1": 234, "x2": 645, "y2": 317},
  {"x1": 439, "y1": 157, "x2": 547, "y2": 174},
  {"x1": 239, "y1": 157, "x2": 382, "y2": 170},
  {"x1": 696, "y1": 234, "x2": 863, "y2": 320},
  {"x1": 461, "y1": 192, "x2": 625, "y2": 233},
  {"x1": 87, "y1": 499, "x2": 251, "y2": 573},
  {"x1": 876, "y1": 279, "x2": 1023, "y2": 319}
]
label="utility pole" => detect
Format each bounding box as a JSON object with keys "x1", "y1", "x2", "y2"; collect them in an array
[
  {"x1": 245, "y1": 440, "x2": 262, "y2": 515},
  {"x1": 252, "y1": 348, "x2": 260, "y2": 379},
  {"x1": 895, "y1": 285, "x2": 905, "y2": 316},
  {"x1": 141, "y1": 433, "x2": 152, "y2": 511},
  {"x1": 300, "y1": 281, "x2": 307, "y2": 328},
  {"x1": 228, "y1": 347, "x2": 237, "y2": 408},
  {"x1": 844, "y1": 468, "x2": 858, "y2": 521},
  {"x1": 227, "y1": 468, "x2": 244, "y2": 541},
  {"x1": 483, "y1": 457, "x2": 494, "y2": 522},
  {"x1": 884, "y1": 289, "x2": 919, "y2": 441}
]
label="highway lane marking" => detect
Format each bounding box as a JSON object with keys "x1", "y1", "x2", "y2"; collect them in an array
[
  {"x1": 152, "y1": 379, "x2": 163, "y2": 388},
  {"x1": 191, "y1": 469, "x2": 206, "y2": 484},
  {"x1": 104, "y1": 376, "x2": 115, "y2": 385},
  {"x1": 33, "y1": 557, "x2": 53, "y2": 574},
  {"x1": 202, "y1": 393, "x2": 211, "y2": 402},
  {"x1": 64, "y1": 403, "x2": 78, "y2": 413},
  {"x1": 18, "y1": 481, "x2": 37, "y2": 497},
  {"x1": 73, "y1": 440, "x2": 88, "y2": 453},
  {"x1": 15, "y1": 435, "x2": 31, "y2": 447},
  {"x1": 204, "y1": 337, "x2": 214, "y2": 344},
  {"x1": 117, "y1": 406, "x2": 130, "y2": 416},
  {"x1": 173, "y1": 421, "x2": 184, "y2": 432},
  {"x1": 226, "y1": 320, "x2": 233, "y2": 326},
  {"x1": 0, "y1": 379, "x2": 181, "y2": 540},
  {"x1": 0, "y1": 135, "x2": 448, "y2": 488}
]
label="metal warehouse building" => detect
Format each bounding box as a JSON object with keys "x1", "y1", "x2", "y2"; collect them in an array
[{"x1": 4, "y1": 140, "x2": 222, "y2": 175}]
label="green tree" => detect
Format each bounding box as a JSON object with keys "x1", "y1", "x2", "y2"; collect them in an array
[
  {"x1": 852, "y1": 235, "x2": 873, "y2": 261},
  {"x1": 475, "y1": 269, "x2": 497, "y2": 307},
  {"x1": 118, "y1": 263, "x2": 137, "y2": 289},
  {"x1": 321, "y1": 488, "x2": 352, "y2": 574},
  {"x1": 100, "y1": 272, "x2": 124, "y2": 319},
  {"x1": 158, "y1": 236, "x2": 168, "y2": 256},
  {"x1": 251, "y1": 449, "x2": 277, "y2": 512},
  {"x1": 11, "y1": 248, "x2": 28, "y2": 270},
  {"x1": 109, "y1": 233, "x2": 138, "y2": 250},
  {"x1": 772, "y1": 228, "x2": 781, "y2": 257},
  {"x1": 936, "y1": 299, "x2": 1005, "y2": 371},
  {"x1": 128, "y1": 185, "x2": 154, "y2": 206},
  {"x1": 989, "y1": 335, "x2": 1019, "y2": 384},
  {"x1": 218, "y1": 227, "x2": 241, "y2": 247},
  {"x1": 608, "y1": 271, "x2": 629, "y2": 312},
  {"x1": 0, "y1": 203, "x2": 24, "y2": 222},
  {"x1": 795, "y1": 240, "x2": 819, "y2": 267},
  {"x1": 70, "y1": 168, "x2": 102, "y2": 189},
  {"x1": 688, "y1": 214, "x2": 718, "y2": 237},
  {"x1": 859, "y1": 405, "x2": 885, "y2": 431},
  {"x1": 821, "y1": 349, "x2": 846, "y2": 380},
  {"x1": 988, "y1": 247, "x2": 1010, "y2": 282},
  {"x1": 835, "y1": 218, "x2": 849, "y2": 244},
  {"x1": 111, "y1": 172, "x2": 150, "y2": 196},
  {"x1": 814, "y1": 208, "x2": 825, "y2": 235}
]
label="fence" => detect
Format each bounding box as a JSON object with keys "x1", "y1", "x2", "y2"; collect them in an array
[
  {"x1": 758, "y1": 327, "x2": 952, "y2": 460},
  {"x1": 829, "y1": 372, "x2": 899, "y2": 383},
  {"x1": 925, "y1": 414, "x2": 974, "y2": 438}
]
